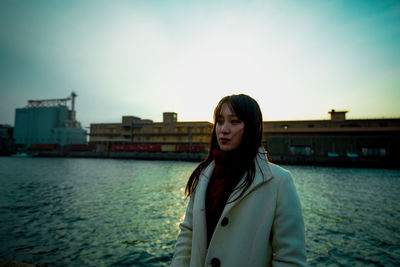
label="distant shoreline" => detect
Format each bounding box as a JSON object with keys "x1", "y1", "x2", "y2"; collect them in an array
[{"x1": 6, "y1": 150, "x2": 398, "y2": 169}]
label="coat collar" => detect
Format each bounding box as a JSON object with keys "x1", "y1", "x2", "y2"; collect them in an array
[
  {"x1": 226, "y1": 146, "x2": 273, "y2": 205},
  {"x1": 197, "y1": 146, "x2": 273, "y2": 210}
]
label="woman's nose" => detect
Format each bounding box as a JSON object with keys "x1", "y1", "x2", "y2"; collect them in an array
[{"x1": 221, "y1": 123, "x2": 230, "y2": 133}]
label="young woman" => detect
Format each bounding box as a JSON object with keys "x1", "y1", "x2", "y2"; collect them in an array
[{"x1": 172, "y1": 94, "x2": 306, "y2": 267}]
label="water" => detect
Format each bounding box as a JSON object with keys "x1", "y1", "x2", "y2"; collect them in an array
[
  {"x1": 289, "y1": 166, "x2": 400, "y2": 266},
  {"x1": 0, "y1": 158, "x2": 399, "y2": 266}
]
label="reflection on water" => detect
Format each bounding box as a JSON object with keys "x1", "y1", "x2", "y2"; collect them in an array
[
  {"x1": 0, "y1": 158, "x2": 193, "y2": 266},
  {"x1": 0, "y1": 158, "x2": 399, "y2": 266}
]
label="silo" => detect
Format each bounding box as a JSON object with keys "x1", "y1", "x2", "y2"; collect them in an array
[{"x1": 13, "y1": 93, "x2": 87, "y2": 149}]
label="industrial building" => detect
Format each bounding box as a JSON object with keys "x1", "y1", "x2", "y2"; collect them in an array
[
  {"x1": 88, "y1": 109, "x2": 400, "y2": 166},
  {"x1": 0, "y1": 124, "x2": 14, "y2": 156},
  {"x1": 13, "y1": 92, "x2": 87, "y2": 149},
  {"x1": 263, "y1": 110, "x2": 400, "y2": 167},
  {"x1": 12, "y1": 101, "x2": 398, "y2": 167},
  {"x1": 89, "y1": 112, "x2": 213, "y2": 153}
]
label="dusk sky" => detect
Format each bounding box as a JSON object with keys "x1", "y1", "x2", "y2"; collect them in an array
[{"x1": 1, "y1": 0, "x2": 400, "y2": 128}]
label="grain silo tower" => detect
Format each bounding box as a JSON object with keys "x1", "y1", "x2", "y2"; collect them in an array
[{"x1": 13, "y1": 92, "x2": 87, "y2": 149}]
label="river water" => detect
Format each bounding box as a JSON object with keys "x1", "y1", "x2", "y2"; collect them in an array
[{"x1": 0, "y1": 157, "x2": 399, "y2": 266}]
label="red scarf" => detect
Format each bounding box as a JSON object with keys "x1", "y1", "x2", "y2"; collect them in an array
[{"x1": 206, "y1": 149, "x2": 245, "y2": 245}]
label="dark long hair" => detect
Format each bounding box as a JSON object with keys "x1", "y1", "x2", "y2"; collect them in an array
[{"x1": 185, "y1": 94, "x2": 264, "y2": 198}]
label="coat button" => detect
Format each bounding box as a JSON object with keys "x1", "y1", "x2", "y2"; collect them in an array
[
  {"x1": 211, "y1": 258, "x2": 220, "y2": 267},
  {"x1": 221, "y1": 217, "x2": 229, "y2": 226}
]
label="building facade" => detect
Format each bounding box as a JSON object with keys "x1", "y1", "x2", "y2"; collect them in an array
[
  {"x1": 89, "y1": 112, "x2": 213, "y2": 152},
  {"x1": 13, "y1": 93, "x2": 87, "y2": 149},
  {"x1": 263, "y1": 110, "x2": 400, "y2": 167},
  {"x1": 88, "y1": 109, "x2": 399, "y2": 166},
  {"x1": 0, "y1": 124, "x2": 14, "y2": 155}
]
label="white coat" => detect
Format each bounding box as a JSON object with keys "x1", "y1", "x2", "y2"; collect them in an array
[{"x1": 172, "y1": 147, "x2": 306, "y2": 267}]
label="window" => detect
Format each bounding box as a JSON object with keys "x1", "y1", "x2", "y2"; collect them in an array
[{"x1": 362, "y1": 148, "x2": 387, "y2": 157}]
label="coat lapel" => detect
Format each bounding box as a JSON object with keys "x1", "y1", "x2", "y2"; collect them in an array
[
  {"x1": 223, "y1": 147, "x2": 274, "y2": 215},
  {"x1": 193, "y1": 147, "x2": 273, "y2": 264},
  {"x1": 192, "y1": 161, "x2": 215, "y2": 265}
]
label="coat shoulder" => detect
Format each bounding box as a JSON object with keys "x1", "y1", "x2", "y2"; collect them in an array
[{"x1": 268, "y1": 162, "x2": 293, "y2": 181}]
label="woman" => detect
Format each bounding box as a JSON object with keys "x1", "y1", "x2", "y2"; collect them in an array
[{"x1": 172, "y1": 94, "x2": 306, "y2": 267}]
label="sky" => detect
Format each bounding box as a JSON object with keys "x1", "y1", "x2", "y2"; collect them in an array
[{"x1": 1, "y1": 0, "x2": 400, "y2": 128}]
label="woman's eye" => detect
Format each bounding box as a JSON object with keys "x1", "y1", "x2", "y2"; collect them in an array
[{"x1": 231, "y1": 120, "x2": 241, "y2": 124}]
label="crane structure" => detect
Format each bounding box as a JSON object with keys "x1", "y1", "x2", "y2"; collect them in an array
[
  {"x1": 26, "y1": 92, "x2": 77, "y2": 112},
  {"x1": 25, "y1": 92, "x2": 81, "y2": 128}
]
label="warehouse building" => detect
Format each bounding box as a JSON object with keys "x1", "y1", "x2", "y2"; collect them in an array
[
  {"x1": 13, "y1": 92, "x2": 87, "y2": 149},
  {"x1": 89, "y1": 109, "x2": 399, "y2": 166},
  {"x1": 0, "y1": 124, "x2": 14, "y2": 155},
  {"x1": 263, "y1": 110, "x2": 400, "y2": 167},
  {"x1": 89, "y1": 112, "x2": 213, "y2": 153}
]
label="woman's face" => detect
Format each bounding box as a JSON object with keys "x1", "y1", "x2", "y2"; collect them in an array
[{"x1": 216, "y1": 103, "x2": 245, "y2": 151}]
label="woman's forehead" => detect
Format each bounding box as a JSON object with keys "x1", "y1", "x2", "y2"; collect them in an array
[
  {"x1": 219, "y1": 102, "x2": 236, "y2": 114},
  {"x1": 219, "y1": 103, "x2": 236, "y2": 115}
]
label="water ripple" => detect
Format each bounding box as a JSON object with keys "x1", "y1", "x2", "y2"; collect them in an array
[{"x1": 0, "y1": 158, "x2": 399, "y2": 266}]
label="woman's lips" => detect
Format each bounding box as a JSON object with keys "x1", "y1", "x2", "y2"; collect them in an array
[{"x1": 220, "y1": 138, "x2": 230, "y2": 144}]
